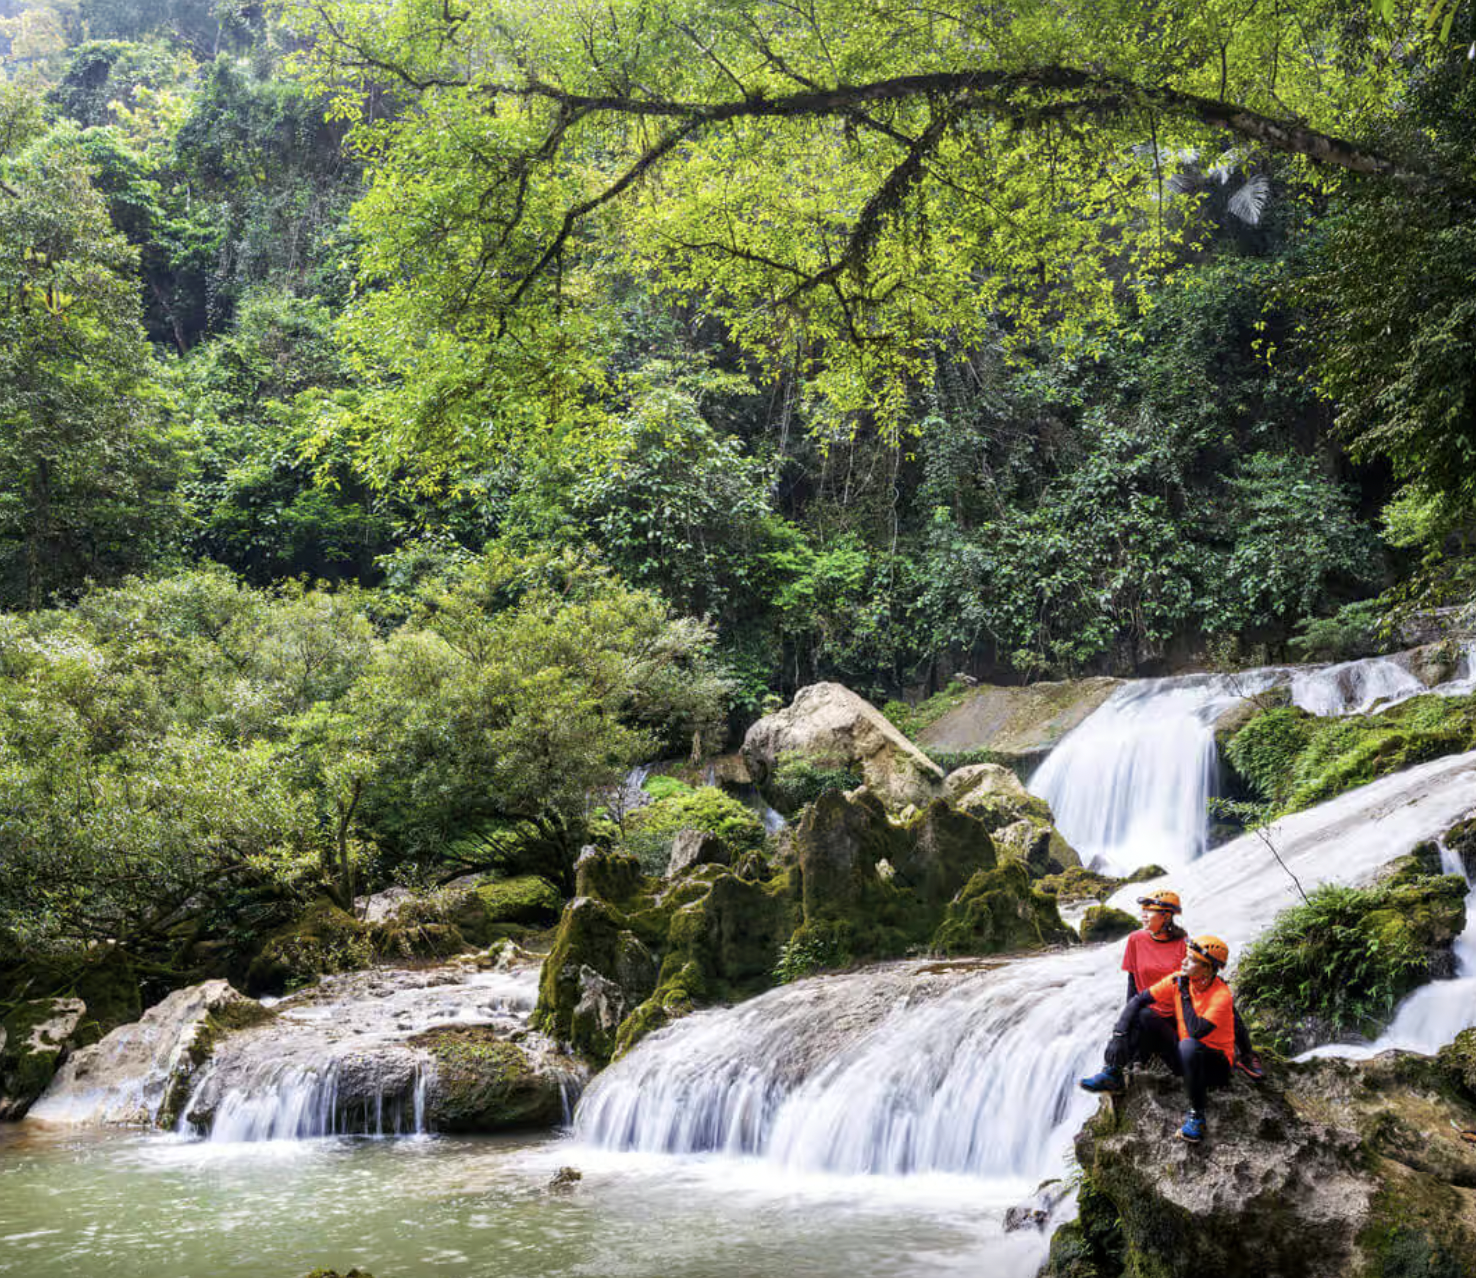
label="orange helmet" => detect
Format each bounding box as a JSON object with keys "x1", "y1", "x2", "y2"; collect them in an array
[
  {"x1": 1136, "y1": 890, "x2": 1183, "y2": 916},
  {"x1": 1188, "y1": 935, "x2": 1230, "y2": 969}
]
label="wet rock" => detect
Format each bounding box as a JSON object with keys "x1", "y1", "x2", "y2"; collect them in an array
[
  {"x1": 1002, "y1": 1178, "x2": 1067, "y2": 1233},
  {"x1": 742, "y1": 682, "x2": 945, "y2": 813},
  {"x1": 31, "y1": 980, "x2": 263, "y2": 1126},
  {"x1": 0, "y1": 997, "x2": 86, "y2": 1119},
  {"x1": 1053, "y1": 1052, "x2": 1476, "y2": 1278},
  {"x1": 1408, "y1": 639, "x2": 1463, "y2": 689},
  {"x1": 412, "y1": 1025, "x2": 580, "y2": 1132},
  {"x1": 575, "y1": 846, "x2": 646, "y2": 902},
  {"x1": 916, "y1": 677, "x2": 1121, "y2": 769},
  {"x1": 1078, "y1": 905, "x2": 1138, "y2": 945},
  {"x1": 548, "y1": 1166, "x2": 582, "y2": 1193},
  {"x1": 992, "y1": 818, "x2": 1082, "y2": 877},
  {"x1": 667, "y1": 828, "x2": 731, "y2": 878}
]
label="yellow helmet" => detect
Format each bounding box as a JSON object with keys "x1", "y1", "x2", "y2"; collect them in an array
[
  {"x1": 1136, "y1": 890, "x2": 1183, "y2": 915},
  {"x1": 1188, "y1": 934, "x2": 1230, "y2": 969}
]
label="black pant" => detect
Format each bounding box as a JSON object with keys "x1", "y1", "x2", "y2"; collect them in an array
[{"x1": 1104, "y1": 1004, "x2": 1231, "y2": 1112}]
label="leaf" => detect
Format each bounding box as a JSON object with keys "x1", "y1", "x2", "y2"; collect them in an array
[{"x1": 1228, "y1": 175, "x2": 1271, "y2": 226}]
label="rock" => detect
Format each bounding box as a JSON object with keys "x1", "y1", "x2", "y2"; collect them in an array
[
  {"x1": 411, "y1": 1025, "x2": 579, "y2": 1131},
  {"x1": 917, "y1": 677, "x2": 1122, "y2": 769},
  {"x1": 930, "y1": 861, "x2": 1074, "y2": 956},
  {"x1": 1443, "y1": 814, "x2": 1476, "y2": 881},
  {"x1": 943, "y1": 762, "x2": 1059, "y2": 835},
  {"x1": 575, "y1": 846, "x2": 646, "y2": 902},
  {"x1": 1054, "y1": 1053, "x2": 1476, "y2": 1278},
  {"x1": 548, "y1": 1166, "x2": 582, "y2": 1193},
  {"x1": 30, "y1": 980, "x2": 265, "y2": 1127},
  {"x1": 1078, "y1": 905, "x2": 1138, "y2": 945},
  {"x1": 707, "y1": 753, "x2": 753, "y2": 787},
  {"x1": 667, "y1": 828, "x2": 732, "y2": 877},
  {"x1": 992, "y1": 818, "x2": 1082, "y2": 877},
  {"x1": 1210, "y1": 687, "x2": 1292, "y2": 754},
  {"x1": 1003, "y1": 1179, "x2": 1067, "y2": 1233},
  {"x1": 1407, "y1": 640, "x2": 1463, "y2": 689},
  {"x1": 355, "y1": 886, "x2": 418, "y2": 924},
  {"x1": 742, "y1": 682, "x2": 945, "y2": 813},
  {"x1": 0, "y1": 998, "x2": 87, "y2": 1119},
  {"x1": 246, "y1": 899, "x2": 373, "y2": 996}
]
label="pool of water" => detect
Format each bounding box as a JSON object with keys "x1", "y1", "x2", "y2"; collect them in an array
[{"x1": 0, "y1": 1125, "x2": 1050, "y2": 1278}]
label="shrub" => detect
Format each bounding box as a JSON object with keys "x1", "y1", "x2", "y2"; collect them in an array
[
  {"x1": 623, "y1": 785, "x2": 767, "y2": 873},
  {"x1": 767, "y1": 751, "x2": 861, "y2": 812},
  {"x1": 1225, "y1": 707, "x2": 1316, "y2": 804},
  {"x1": 774, "y1": 924, "x2": 849, "y2": 984}
]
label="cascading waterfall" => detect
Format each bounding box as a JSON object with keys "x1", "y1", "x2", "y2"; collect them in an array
[
  {"x1": 1029, "y1": 645, "x2": 1476, "y2": 874},
  {"x1": 574, "y1": 750, "x2": 1476, "y2": 1183},
  {"x1": 202, "y1": 1057, "x2": 436, "y2": 1142}
]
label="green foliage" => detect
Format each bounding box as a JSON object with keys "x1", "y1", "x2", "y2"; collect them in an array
[
  {"x1": 1291, "y1": 599, "x2": 1394, "y2": 663},
  {"x1": 1236, "y1": 875, "x2": 1466, "y2": 1050},
  {"x1": 773, "y1": 924, "x2": 848, "y2": 984},
  {"x1": 882, "y1": 679, "x2": 974, "y2": 741},
  {"x1": 1225, "y1": 707, "x2": 1317, "y2": 806},
  {"x1": 767, "y1": 751, "x2": 861, "y2": 814},
  {"x1": 624, "y1": 785, "x2": 766, "y2": 873},
  {"x1": 640, "y1": 775, "x2": 693, "y2": 803}
]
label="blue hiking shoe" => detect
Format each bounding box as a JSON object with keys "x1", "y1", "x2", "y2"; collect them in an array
[
  {"x1": 1177, "y1": 1110, "x2": 1206, "y2": 1143},
  {"x1": 1079, "y1": 1067, "x2": 1126, "y2": 1095}
]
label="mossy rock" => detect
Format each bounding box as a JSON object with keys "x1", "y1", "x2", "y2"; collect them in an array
[
  {"x1": 473, "y1": 875, "x2": 562, "y2": 930},
  {"x1": 370, "y1": 919, "x2": 469, "y2": 961},
  {"x1": 0, "y1": 997, "x2": 87, "y2": 1119},
  {"x1": 245, "y1": 899, "x2": 373, "y2": 996},
  {"x1": 1079, "y1": 906, "x2": 1138, "y2": 945},
  {"x1": 1444, "y1": 815, "x2": 1476, "y2": 881},
  {"x1": 930, "y1": 861, "x2": 1074, "y2": 956},
  {"x1": 413, "y1": 1026, "x2": 564, "y2": 1131},
  {"x1": 993, "y1": 817, "x2": 1081, "y2": 877},
  {"x1": 574, "y1": 847, "x2": 649, "y2": 904},
  {"x1": 1436, "y1": 1028, "x2": 1476, "y2": 1103}
]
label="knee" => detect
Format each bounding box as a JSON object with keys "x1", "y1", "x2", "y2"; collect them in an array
[{"x1": 1179, "y1": 1037, "x2": 1203, "y2": 1065}]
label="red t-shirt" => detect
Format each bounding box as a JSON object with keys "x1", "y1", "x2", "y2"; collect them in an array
[
  {"x1": 1150, "y1": 974, "x2": 1237, "y2": 1065},
  {"x1": 1122, "y1": 929, "x2": 1187, "y2": 1017}
]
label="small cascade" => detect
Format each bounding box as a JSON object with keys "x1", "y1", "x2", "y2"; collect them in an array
[
  {"x1": 1289, "y1": 655, "x2": 1427, "y2": 717},
  {"x1": 575, "y1": 750, "x2": 1476, "y2": 1174},
  {"x1": 202, "y1": 1056, "x2": 436, "y2": 1142}
]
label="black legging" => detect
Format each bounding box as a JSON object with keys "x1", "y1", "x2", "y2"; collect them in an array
[{"x1": 1104, "y1": 1003, "x2": 1232, "y2": 1111}]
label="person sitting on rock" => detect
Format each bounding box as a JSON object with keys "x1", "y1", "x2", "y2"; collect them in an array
[
  {"x1": 1081, "y1": 934, "x2": 1239, "y2": 1144},
  {"x1": 1099, "y1": 891, "x2": 1264, "y2": 1083}
]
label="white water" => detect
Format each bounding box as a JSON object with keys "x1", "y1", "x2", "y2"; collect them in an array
[
  {"x1": 1301, "y1": 841, "x2": 1476, "y2": 1061},
  {"x1": 575, "y1": 750, "x2": 1476, "y2": 1189},
  {"x1": 1029, "y1": 645, "x2": 1476, "y2": 874}
]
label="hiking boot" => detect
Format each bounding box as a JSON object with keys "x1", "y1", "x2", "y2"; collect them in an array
[
  {"x1": 1079, "y1": 1067, "x2": 1126, "y2": 1095},
  {"x1": 1235, "y1": 1051, "x2": 1266, "y2": 1082},
  {"x1": 1177, "y1": 1110, "x2": 1206, "y2": 1143}
]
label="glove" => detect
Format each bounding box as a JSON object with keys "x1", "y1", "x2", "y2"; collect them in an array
[{"x1": 1176, "y1": 975, "x2": 1190, "y2": 994}]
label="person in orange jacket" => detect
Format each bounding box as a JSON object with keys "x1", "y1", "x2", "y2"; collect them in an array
[{"x1": 1083, "y1": 934, "x2": 1238, "y2": 1143}]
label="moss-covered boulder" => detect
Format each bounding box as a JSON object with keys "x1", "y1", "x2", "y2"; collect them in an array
[
  {"x1": 413, "y1": 1026, "x2": 569, "y2": 1131},
  {"x1": 1036, "y1": 864, "x2": 1167, "y2": 909},
  {"x1": 1237, "y1": 874, "x2": 1467, "y2": 1054},
  {"x1": 931, "y1": 861, "x2": 1073, "y2": 956},
  {"x1": 1078, "y1": 906, "x2": 1139, "y2": 945},
  {"x1": 0, "y1": 997, "x2": 87, "y2": 1119},
  {"x1": 742, "y1": 682, "x2": 945, "y2": 813},
  {"x1": 1444, "y1": 815, "x2": 1476, "y2": 881},
  {"x1": 992, "y1": 818, "x2": 1082, "y2": 876},
  {"x1": 944, "y1": 762, "x2": 1053, "y2": 826},
  {"x1": 245, "y1": 899, "x2": 374, "y2": 996},
  {"x1": 1053, "y1": 1053, "x2": 1476, "y2": 1278}
]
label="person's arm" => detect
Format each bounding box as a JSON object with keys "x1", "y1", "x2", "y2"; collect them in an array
[{"x1": 1176, "y1": 978, "x2": 1217, "y2": 1041}]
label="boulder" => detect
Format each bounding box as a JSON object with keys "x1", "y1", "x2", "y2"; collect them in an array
[
  {"x1": 0, "y1": 997, "x2": 87, "y2": 1119},
  {"x1": 30, "y1": 980, "x2": 266, "y2": 1127},
  {"x1": 930, "y1": 861, "x2": 1074, "y2": 956},
  {"x1": 246, "y1": 899, "x2": 373, "y2": 996},
  {"x1": 1051, "y1": 1053, "x2": 1476, "y2": 1278},
  {"x1": 1210, "y1": 686, "x2": 1293, "y2": 754},
  {"x1": 667, "y1": 828, "x2": 732, "y2": 878},
  {"x1": 742, "y1": 682, "x2": 944, "y2": 813},
  {"x1": 944, "y1": 762, "x2": 1054, "y2": 827},
  {"x1": 411, "y1": 1025, "x2": 580, "y2": 1131},
  {"x1": 1407, "y1": 640, "x2": 1463, "y2": 689},
  {"x1": 917, "y1": 677, "x2": 1122, "y2": 769},
  {"x1": 1078, "y1": 905, "x2": 1139, "y2": 945},
  {"x1": 993, "y1": 818, "x2": 1082, "y2": 877}
]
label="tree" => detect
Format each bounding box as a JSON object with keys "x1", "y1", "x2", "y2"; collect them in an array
[
  {"x1": 0, "y1": 111, "x2": 184, "y2": 607},
  {"x1": 283, "y1": 0, "x2": 1465, "y2": 473}
]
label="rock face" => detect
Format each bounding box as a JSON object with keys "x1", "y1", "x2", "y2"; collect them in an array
[
  {"x1": 0, "y1": 997, "x2": 87, "y2": 1119},
  {"x1": 30, "y1": 980, "x2": 262, "y2": 1127},
  {"x1": 411, "y1": 1025, "x2": 575, "y2": 1131},
  {"x1": 666, "y1": 828, "x2": 731, "y2": 877},
  {"x1": 1077, "y1": 905, "x2": 1138, "y2": 945},
  {"x1": 1050, "y1": 1053, "x2": 1476, "y2": 1278},
  {"x1": 535, "y1": 793, "x2": 1072, "y2": 1064},
  {"x1": 742, "y1": 682, "x2": 945, "y2": 812},
  {"x1": 917, "y1": 677, "x2": 1122, "y2": 769}
]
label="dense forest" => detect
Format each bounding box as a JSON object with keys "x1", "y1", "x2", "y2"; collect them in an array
[{"x1": 2, "y1": 0, "x2": 1475, "y2": 994}]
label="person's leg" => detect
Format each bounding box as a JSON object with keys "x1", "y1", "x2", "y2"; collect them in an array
[
  {"x1": 1177, "y1": 1040, "x2": 1232, "y2": 1140},
  {"x1": 1138, "y1": 1008, "x2": 1180, "y2": 1073},
  {"x1": 1233, "y1": 1006, "x2": 1265, "y2": 1080}
]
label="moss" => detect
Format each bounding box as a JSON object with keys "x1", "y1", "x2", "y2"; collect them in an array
[
  {"x1": 370, "y1": 920, "x2": 470, "y2": 961},
  {"x1": 1042, "y1": 1179, "x2": 1126, "y2": 1278},
  {"x1": 931, "y1": 861, "x2": 1073, "y2": 956},
  {"x1": 1224, "y1": 705, "x2": 1316, "y2": 805},
  {"x1": 0, "y1": 998, "x2": 84, "y2": 1117},
  {"x1": 766, "y1": 750, "x2": 862, "y2": 815},
  {"x1": 413, "y1": 1026, "x2": 563, "y2": 1131},
  {"x1": 1238, "y1": 875, "x2": 1467, "y2": 1053},
  {"x1": 245, "y1": 899, "x2": 373, "y2": 996},
  {"x1": 474, "y1": 875, "x2": 562, "y2": 926},
  {"x1": 1079, "y1": 906, "x2": 1139, "y2": 945}
]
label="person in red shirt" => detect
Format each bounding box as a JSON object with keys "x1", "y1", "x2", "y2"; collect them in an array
[{"x1": 1084, "y1": 935, "x2": 1239, "y2": 1144}]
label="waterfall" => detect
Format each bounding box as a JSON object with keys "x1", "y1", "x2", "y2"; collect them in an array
[
  {"x1": 1028, "y1": 647, "x2": 1476, "y2": 874},
  {"x1": 574, "y1": 750, "x2": 1476, "y2": 1177},
  {"x1": 201, "y1": 1057, "x2": 436, "y2": 1142}
]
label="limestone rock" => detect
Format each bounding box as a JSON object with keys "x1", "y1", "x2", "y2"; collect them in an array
[
  {"x1": 944, "y1": 762, "x2": 1054, "y2": 828},
  {"x1": 1078, "y1": 905, "x2": 1138, "y2": 945},
  {"x1": 412, "y1": 1025, "x2": 580, "y2": 1132},
  {"x1": 742, "y1": 682, "x2": 945, "y2": 813},
  {"x1": 31, "y1": 980, "x2": 262, "y2": 1126},
  {"x1": 930, "y1": 861, "x2": 1074, "y2": 956},
  {"x1": 667, "y1": 828, "x2": 732, "y2": 878},
  {"x1": 246, "y1": 899, "x2": 372, "y2": 996},
  {"x1": 993, "y1": 818, "x2": 1082, "y2": 877},
  {"x1": 0, "y1": 997, "x2": 87, "y2": 1119},
  {"x1": 917, "y1": 677, "x2": 1121, "y2": 768},
  {"x1": 1052, "y1": 1053, "x2": 1476, "y2": 1278},
  {"x1": 1407, "y1": 640, "x2": 1463, "y2": 689}
]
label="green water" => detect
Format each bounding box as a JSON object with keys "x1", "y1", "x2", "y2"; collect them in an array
[{"x1": 0, "y1": 1126, "x2": 1050, "y2": 1278}]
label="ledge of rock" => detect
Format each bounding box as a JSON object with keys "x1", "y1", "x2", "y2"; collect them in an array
[{"x1": 918, "y1": 678, "x2": 1121, "y2": 770}]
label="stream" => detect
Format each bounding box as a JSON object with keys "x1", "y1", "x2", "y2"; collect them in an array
[{"x1": 5, "y1": 655, "x2": 1476, "y2": 1278}]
